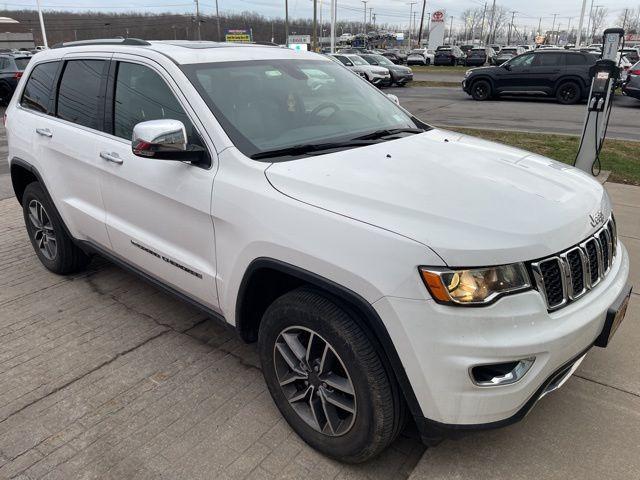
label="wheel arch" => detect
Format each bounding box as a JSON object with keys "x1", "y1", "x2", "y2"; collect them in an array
[
  {"x1": 468, "y1": 75, "x2": 495, "y2": 91},
  {"x1": 10, "y1": 157, "x2": 41, "y2": 204},
  {"x1": 235, "y1": 257, "x2": 425, "y2": 425}
]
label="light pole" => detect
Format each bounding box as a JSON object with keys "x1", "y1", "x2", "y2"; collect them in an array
[
  {"x1": 507, "y1": 11, "x2": 516, "y2": 45},
  {"x1": 215, "y1": 0, "x2": 221, "y2": 42},
  {"x1": 194, "y1": 0, "x2": 201, "y2": 41},
  {"x1": 407, "y1": 2, "x2": 416, "y2": 49},
  {"x1": 285, "y1": 0, "x2": 289, "y2": 46},
  {"x1": 35, "y1": 0, "x2": 48, "y2": 48},
  {"x1": 330, "y1": 0, "x2": 336, "y2": 53},
  {"x1": 313, "y1": 0, "x2": 317, "y2": 50},
  {"x1": 362, "y1": 1, "x2": 368, "y2": 34},
  {"x1": 449, "y1": 15, "x2": 454, "y2": 44},
  {"x1": 417, "y1": 0, "x2": 426, "y2": 46}
]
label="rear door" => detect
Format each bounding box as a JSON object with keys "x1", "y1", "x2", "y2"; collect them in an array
[
  {"x1": 98, "y1": 56, "x2": 219, "y2": 310},
  {"x1": 26, "y1": 54, "x2": 112, "y2": 247},
  {"x1": 529, "y1": 52, "x2": 565, "y2": 94}
]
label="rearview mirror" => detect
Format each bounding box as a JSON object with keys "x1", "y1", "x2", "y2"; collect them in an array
[
  {"x1": 386, "y1": 93, "x2": 400, "y2": 106},
  {"x1": 132, "y1": 119, "x2": 207, "y2": 164}
]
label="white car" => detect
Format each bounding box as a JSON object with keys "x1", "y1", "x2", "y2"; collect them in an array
[
  {"x1": 406, "y1": 48, "x2": 435, "y2": 65},
  {"x1": 329, "y1": 53, "x2": 391, "y2": 86},
  {"x1": 6, "y1": 39, "x2": 631, "y2": 463}
]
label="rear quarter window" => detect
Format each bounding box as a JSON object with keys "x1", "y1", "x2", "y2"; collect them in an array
[
  {"x1": 20, "y1": 61, "x2": 60, "y2": 113},
  {"x1": 14, "y1": 57, "x2": 31, "y2": 70}
]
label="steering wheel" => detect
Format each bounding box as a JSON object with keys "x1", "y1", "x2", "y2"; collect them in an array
[{"x1": 310, "y1": 102, "x2": 341, "y2": 118}]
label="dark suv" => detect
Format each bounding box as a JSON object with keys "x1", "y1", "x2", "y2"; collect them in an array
[
  {"x1": 434, "y1": 45, "x2": 465, "y2": 65},
  {"x1": 0, "y1": 54, "x2": 31, "y2": 104},
  {"x1": 462, "y1": 50, "x2": 596, "y2": 104}
]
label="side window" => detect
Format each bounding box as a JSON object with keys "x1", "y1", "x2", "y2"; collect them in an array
[
  {"x1": 534, "y1": 53, "x2": 564, "y2": 66},
  {"x1": 566, "y1": 54, "x2": 586, "y2": 66},
  {"x1": 113, "y1": 62, "x2": 201, "y2": 147},
  {"x1": 21, "y1": 61, "x2": 60, "y2": 113},
  {"x1": 0, "y1": 57, "x2": 8, "y2": 69},
  {"x1": 56, "y1": 60, "x2": 107, "y2": 130},
  {"x1": 510, "y1": 53, "x2": 534, "y2": 67}
]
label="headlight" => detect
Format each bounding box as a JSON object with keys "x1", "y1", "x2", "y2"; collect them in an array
[
  {"x1": 465, "y1": 69, "x2": 473, "y2": 77},
  {"x1": 419, "y1": 263, "x2": 530, "y2": 305}
]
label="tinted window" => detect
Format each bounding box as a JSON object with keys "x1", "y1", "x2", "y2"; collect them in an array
[
  {"x1": 113, "y1": 62, "x2": 200, "y2": 146},
  {"x1": 509, "y1": 53, "x2": 535, "y2": 67},
  {"x1": 565, "y1": 54, "x2": 587, "y2": 66},
  {"x1": 534, "y1": 53, "x2": 563, "y2": 66},
  {"x1": 14, "y1": 57, "x2": 30, "y2": 70},
  {"x1": 56, "y1": 60, "x2": 107, "y2": 130},
  {"x1": 21, "y1": 61, "x2": 59, "y2": 113}
]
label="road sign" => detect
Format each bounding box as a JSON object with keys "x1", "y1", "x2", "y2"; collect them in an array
[{"x1": 288, "y1": 35, "x2": 311, "y2": 44}]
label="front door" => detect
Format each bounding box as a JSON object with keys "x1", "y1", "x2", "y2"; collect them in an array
[
  {"x1": 99, "y1": 58, "x2": 219, "y2": 310},
  {"x1": 494, "y1": 52, "x2": 535, "y2": 92}
]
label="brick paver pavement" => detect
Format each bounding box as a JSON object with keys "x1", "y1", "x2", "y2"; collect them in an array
[{"x1": 0, "y1": 198, "x2": 425, "y2": 479}]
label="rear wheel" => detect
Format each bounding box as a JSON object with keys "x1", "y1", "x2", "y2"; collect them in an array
[
  {"x1": 258, "y1": 287, "x2": 405, "y2": 463},
  {"x1": 22, "y1": 182, "x2": 90, "y2": 274},
  {"x1": 556, "y1": 81, "x2": 581, "y2": 105},
  {"x1": 471, "y1": 79, "x2": 492, "y2": 101}
]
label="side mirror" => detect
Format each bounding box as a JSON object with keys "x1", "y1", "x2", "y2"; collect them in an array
[
  {"x1": 132, "y1": 119, "x2": 207, "y2": 164},
  {"x1": 503, "y1": 63, "x2": 512, "y2": 71},
  {"x1": 386, "y1": 93, "x2": 400, "y2": 106}
]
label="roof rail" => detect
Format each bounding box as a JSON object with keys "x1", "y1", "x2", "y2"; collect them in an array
[{"x1": 52, "y1": 38, "x2": 151, "y2": 49}]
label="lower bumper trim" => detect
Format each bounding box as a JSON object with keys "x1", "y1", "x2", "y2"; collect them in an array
[{"x1": 415, "y1": 344, "x2": 592, "y2": 445}]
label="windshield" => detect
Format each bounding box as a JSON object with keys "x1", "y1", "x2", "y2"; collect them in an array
[
  {"x1": 182, "y1": 59, "x2": 425, "y2": 159},
  {"x1": 409, "y1": 49, "x2": 424, "y2": 54},
  {"x1": 372, "y1": 55, "x2": 393, "y2": 66},
  {"x1": 348, "y1": 55, "x2": 367, "y2": 66},
  {"x1": 14, "y1": 57, "x2": 30, "y2": 70},
  {"x1": 360, "y1": 55, "x2": 378, "y2": 65}
]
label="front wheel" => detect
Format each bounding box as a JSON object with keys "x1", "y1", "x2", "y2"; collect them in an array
[
  {"x1": 471, "y1": 79, "x2": 492, "y2": 101},
  {"x1": 556, "y1": 81, "x2": 581, "y2": 105},
  {"x1": 425, "y1": 58, "x2": 431, "y2": 65},
  {"x1": 258, "y1": 288, "x2": 405, "y2": 463}
]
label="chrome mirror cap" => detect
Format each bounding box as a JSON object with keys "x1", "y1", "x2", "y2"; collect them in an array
[{"x1": 132, "y1": 119, "x2": 187, "y2": 158}]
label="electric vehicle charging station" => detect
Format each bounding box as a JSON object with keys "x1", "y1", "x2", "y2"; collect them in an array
[{"x1": 574, "y1": 28, "x2": 625, "y2": 176}]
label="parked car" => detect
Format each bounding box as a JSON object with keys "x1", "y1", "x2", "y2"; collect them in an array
[
  {"x1": 489, "y1": 44, "x2": 502, "y2": 54},
  {"x1": 359, "y1": 54, "x2": 414, "y2": 85},
  {"x1": 620, "y1": 48, "x2": 640, "y2": 64},
  {"x1": 622, "y1": 60, "x2": 640, "y2": 99},
  {"x1": 0, "y1": 54, "x2": 31, "y2": 104},
  {"x1": 406, "y1": 48, "x2": 435, "y2": 65},
  {"x1": 494, "y1": 46, "x2": 526, "y2": 64},
  {"x1": 329, "y1": 53, "x2": 391, "y2": 86},
  {"x1": 459, "y1": 44, "x2": 474, "y2": 55},
  {"x1": 465, "y1": 46, "x2": 497, "y2": 66},
  {"x1": 7, "y1": 37, "x2": 630, "y2": 465},
  {"x1": 381, "y1": 49, "x2": 407, "y2": 64},
  {"x1": 518, "y1": 44, "x2": 534, "y2": 51},
  {"x1": 434, "y1": 45, "x2": 465, "y2": 65},
  {"x1": 337, "y1": 47, "x2": 371, "y2": 54},
  {"x1": 463, "y1": 49, "x2": 596, "y2": 104}
]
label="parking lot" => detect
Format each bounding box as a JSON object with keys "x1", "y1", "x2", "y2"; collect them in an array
[{"x1": 1, "y1": 88, "x2": 639, "y2": 480}]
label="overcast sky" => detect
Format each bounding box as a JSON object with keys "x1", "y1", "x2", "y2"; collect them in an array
[{"x1": 2, "y1": 0, "x2": 633, "y2": 31}]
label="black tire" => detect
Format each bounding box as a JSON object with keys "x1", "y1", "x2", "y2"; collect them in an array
[
  {"x1": 470, "y1": 79, "x2": 492, "y2": 101},
  {"x1": 425, "y1": 58, "x2": 431, "y2": 65},
  {"x1": 556, "y1": 81, "x2": 581, "y2": 105},
  {"x1": 258, "y1": 287, "x2": 405, "y2": 463},
  {"x1": 0, "y1": 82, "x2": 11, "y2": 106},
  {"x1": 22, "y1": 182, "x2": 90, "y2": 274}
]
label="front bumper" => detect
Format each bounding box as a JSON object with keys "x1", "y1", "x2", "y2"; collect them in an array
[
  {"x1": 373, "y1": 242, "x2": 630, "y2": 430},
  {"x1": 371, "y1": 74, "x2": 392, "y2": 86},
  {"x1": 393, "y1": 73, "x2": 414, "y2": 84},
  {"x1": 622, "y1": 83, "x2": 640, "y2": 99}
]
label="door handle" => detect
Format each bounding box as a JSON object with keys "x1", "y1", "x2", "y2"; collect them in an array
[
  {"x1": 100, "y1": 151, "x2": 123, "y2": 164},
  {"x1": 35, "y1": 128, "x2": 52, "y2": 138}
]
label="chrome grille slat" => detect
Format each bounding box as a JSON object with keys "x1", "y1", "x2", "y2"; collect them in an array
[{"x1": 530, "y1": 216, "x2": 617, "y2": 311}]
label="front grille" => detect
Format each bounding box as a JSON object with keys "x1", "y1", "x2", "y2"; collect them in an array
[{"x1": 531, "y1": 215, "x2": 617, "y2": 311}]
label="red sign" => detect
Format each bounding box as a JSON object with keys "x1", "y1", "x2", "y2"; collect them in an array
[{"x1": 432, "y1": 11, "x2": 445, "y2": 22}]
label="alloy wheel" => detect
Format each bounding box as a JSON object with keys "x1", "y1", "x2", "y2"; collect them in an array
[
  {"x1": 273, "y1": 326, "x2": 357, "y2": 436},
  {"x1": 28, "y1": 199, "x2": 57, "y2": 260},
  {"x1": 559, "y1": 85, "x2": 578, "y2": 103}
]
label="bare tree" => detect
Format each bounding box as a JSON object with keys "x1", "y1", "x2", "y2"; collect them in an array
[{"x1": 590, "y1": 7, "x2": 608, "y2": 41}]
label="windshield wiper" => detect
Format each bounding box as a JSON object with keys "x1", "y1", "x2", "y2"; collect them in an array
[
  {"x1": 352, "y1": 128, "x2": 425, "y2": 141},
  {"x1": 250, "y1": 139, "x2": 379, "y2": 160}
]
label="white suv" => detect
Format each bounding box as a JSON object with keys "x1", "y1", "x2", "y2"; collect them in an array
[{"x1": 5, "y1": 39, "x2": 631, "y2": 463}]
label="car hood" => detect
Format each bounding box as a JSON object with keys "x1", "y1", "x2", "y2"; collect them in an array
[{"x1": 265, "y1": 129, "x2": 610, "y2": 266}]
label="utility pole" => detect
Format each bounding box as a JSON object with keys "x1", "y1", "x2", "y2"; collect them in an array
[
  {"x1": 285, "y1": 0, "x2": 289, "y2": 46},
  {"x1": 330, "y1": 0, "x2": 336, "y2": 53},
  {"x1": 362, "y1": 1, "x2": 368, "y2": 34},
  {"x1": 449, "y1": 15, "x2": 454, "y2": 44},
  {"x1": 507, "y1": 11, "x2": 516, "y2": 45},
  {"x1": 487, "y1": 0, "x2": 496, "y2": 44},
  {"x1": 550, "y1": 13, "x2": 558, "y2": 44},
  {"x1": 313, "y1": 0, "x2": 317, "y2": 50},
  {"x1": 215, "y1": 0, "x2": 221, "y2": 41},
  {"x1": 566, "y1": 17, "x2": 572, "y2": 44},
  {"x1": 417, "y1": 0, "x2": 426, "y2": 46},
  {"x1": 576, "y1": 0, "x2": 587, "y2": 46},
  {"x1": 479, "y1": 2, "x2": 487, "y2": 45},
  {"x1": 622, "y1": 8, "x2": 629, "y2": 30},
  {"x1": 408, "y1": 2, "x2": 417, "y2": 49},
  {"x1": 586, "y1": 0, "x2": 594, "y2": 45},
  {"x1": 195, "y1": 0, "x2": 201, "y2": 40},
  {"x1": 35, "y1": 0, "x2": 48, "y2": 47},
  {"x1": 537, "y1": 17, "x2": 542, "y2": 38}
]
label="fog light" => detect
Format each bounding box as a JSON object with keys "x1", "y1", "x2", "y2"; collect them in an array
[{"x1": 470, "y1": 358, "x2": 535, "y2": 386}]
